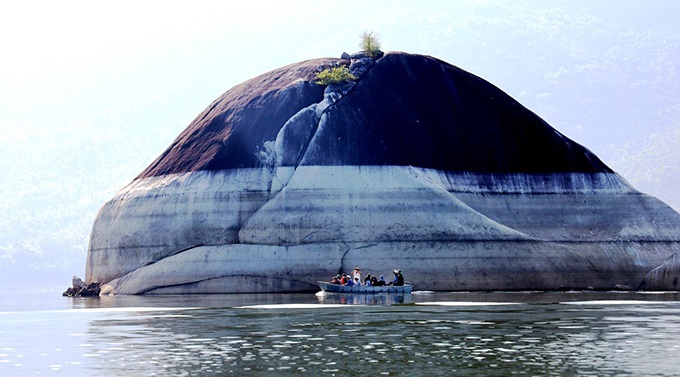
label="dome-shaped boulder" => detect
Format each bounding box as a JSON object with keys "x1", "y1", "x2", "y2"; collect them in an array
[{"x1": 86, "y1": 52, "x2": 680, "y2": 294}]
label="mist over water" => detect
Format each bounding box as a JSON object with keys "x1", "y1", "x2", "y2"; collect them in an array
[{"x1": 1, "y1": 289, "x2": 679, "y2": 375}]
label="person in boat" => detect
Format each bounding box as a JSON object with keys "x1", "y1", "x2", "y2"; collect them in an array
[
  {"x1": 345, "y1": 276, "x2": 355, "y2": 286},
  {"x1": 370, "y1": 275, "x2": 378, "y2": 286},
  {"x1": 392, "y1": 269, "x2": 404, "y2": 286},
  {"x1": 353, "y1": 277, "x2": 362, "y2": 286},
  {"x1": 352, "y1": 267, "x2": 362, "y2": 283},
  {"x1": 364, "y1": 273, "x2": 372, "y2": 286},
  {"x1": 331, "y1": 275, "x2": 341, "y2": 285},
  {"x1": 374, "y1": 275, "x2": 386, "y2": 286}
]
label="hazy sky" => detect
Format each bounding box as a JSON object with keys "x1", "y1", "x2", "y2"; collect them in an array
[{"x1": 1, "y1": 1, "x2": 678, "y2": 284}]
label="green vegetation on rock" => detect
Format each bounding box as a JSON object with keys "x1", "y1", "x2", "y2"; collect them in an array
[
  {"x1": 360, "y1": 30, "x2": 382, "y2": 58},
  {"x1": 315, "y1": 65, "x2": 356, "y2": 85}
]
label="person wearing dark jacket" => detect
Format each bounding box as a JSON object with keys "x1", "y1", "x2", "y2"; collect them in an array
[{"x1": 393, "y1": 269, "x2": 404, "y2": 286}]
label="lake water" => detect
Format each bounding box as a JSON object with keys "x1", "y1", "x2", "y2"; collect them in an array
[{"x1": 1, "y1": 288, "x2": 680, "y2": 376}]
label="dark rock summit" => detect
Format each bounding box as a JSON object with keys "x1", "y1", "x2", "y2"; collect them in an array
[
  {"x1": 86, "y1": 52, "x2": 680, "y2": 294},
  {"x1": 140, "y1": 53, "x2": 610, "y2": 177}
]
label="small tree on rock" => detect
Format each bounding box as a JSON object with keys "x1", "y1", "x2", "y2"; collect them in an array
[{"x1": 360, "y1": 30, "x2": 382, "y2": 58}]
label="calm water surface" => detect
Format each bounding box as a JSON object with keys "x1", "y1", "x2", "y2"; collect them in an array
[{"x1": 1, "y1": 288, "x2": 680, "y2": 376}]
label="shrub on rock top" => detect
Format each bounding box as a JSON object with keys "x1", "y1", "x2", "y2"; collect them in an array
[
  {"x1": 315, "y1": 65, "x2": 357, "y2": 85},
  {"x1": 360, "y1": 30, "x2": 382, "y2": 58}
]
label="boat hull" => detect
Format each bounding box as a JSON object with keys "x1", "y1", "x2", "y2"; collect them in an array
[{"x1": 318, "y1": 281, "x2": 413, "y2": 294}]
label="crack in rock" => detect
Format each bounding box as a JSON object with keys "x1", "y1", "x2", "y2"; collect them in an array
[
  {"x1": 254, "y1": 53, "x2": 381, "y2": 201},
  {"x1": 238, "y1": 54, "x2": 383, "y2": 243}
]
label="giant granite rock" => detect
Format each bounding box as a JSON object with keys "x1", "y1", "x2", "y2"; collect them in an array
[{"x1": 86, "y1": 52, "x2": 680, "y2": 294}]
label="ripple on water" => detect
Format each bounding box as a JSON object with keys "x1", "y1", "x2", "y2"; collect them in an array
[
  {"x1": 2, "y1": 293, "x2": 680, "y2": 375},
  {"x1": 415, "y1": 301, "x2": 525, "y2": 306}
]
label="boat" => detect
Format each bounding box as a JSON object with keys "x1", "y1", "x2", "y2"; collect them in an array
[{"x1": 317, "y1": 281, "x2": 413, "y2": 294}]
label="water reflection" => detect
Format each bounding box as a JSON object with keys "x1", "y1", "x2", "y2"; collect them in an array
[
  {"x1": 315, "y1": 291, "x2": 412, "y2": 305},
  {"x1": 1, "y1": 290, "x2": 680, "y2": 376},
  {"x1": 77, "y1": 292, "x2": 680, "y2": 376}
]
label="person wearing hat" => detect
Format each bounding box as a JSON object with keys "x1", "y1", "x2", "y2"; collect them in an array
[{"x1": 352, "y1": 267, "x2": 362, "y2": 284}]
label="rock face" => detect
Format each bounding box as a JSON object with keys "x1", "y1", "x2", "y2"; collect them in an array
[{"x1": 85, "y1": 52, "x2": 680, "y2": 294}]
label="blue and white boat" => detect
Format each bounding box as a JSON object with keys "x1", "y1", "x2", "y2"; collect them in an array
[{"x1": 317, "y1": 281, "x2": 413, "y2": 294}]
